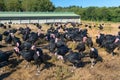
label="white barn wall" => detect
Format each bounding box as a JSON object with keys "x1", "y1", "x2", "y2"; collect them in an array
[
  {"x1": 61, "y1": 19, "x2": 69, "y2": 23},
  {"x1": 0, "y1": 20, "x2": 10, "y2": 24},
  {"x1": 29, "y1": 20, "x2": 39, "y2": 23},
  {"x1": 0, "y1": 18, "x2": 80, "y2": 24},
  {"x1": 20, "y1": 20, "x2": 30, "y2": 23},
  {"x1": 38, "y1": 19, "x2": 46, "y2": 23},
  {"x1": 0, "y1": 12, "x2": 80, "y2": 24},
  {"x1": 46, "y1": 19, "x2": 55, "y2": 23},
  {"x1": 11, "y1": 20, "x2": 20, "y2": 24},
  {"x1": 54, "y1": 19, "x2": 62, "y2": 22}
]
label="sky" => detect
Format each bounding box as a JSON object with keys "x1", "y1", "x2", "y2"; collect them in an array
[{"x1": 50, "y1": 0, "x2": 120, "y2": 7}]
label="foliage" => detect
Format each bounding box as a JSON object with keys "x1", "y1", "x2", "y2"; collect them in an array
[
  {"x1": 55, "y1": 6, "x2": 120, "y2": 22},
  {"x1": 21, "y1": 0, "x2": 55, "y2": 11},
  {"x1": 1, "y1": 0, "x2": 55, "y2": 11},
  {"x1": 0, "y1": 0, "x2": 5, "y2": 11},
  {"x1": 4, "y1": 0, "x2": 21, "y2": 11},
  {"x1": 0, "y1": 0, "x2": 120, "y2": 22}
]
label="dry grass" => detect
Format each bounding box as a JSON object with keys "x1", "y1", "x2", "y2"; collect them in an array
[{"x1": 0, "y1": 21, "x2": 120, "y2": 80}]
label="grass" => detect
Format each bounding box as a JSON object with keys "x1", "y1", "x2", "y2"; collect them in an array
[{"x1": 54, "y1": 65, "x2": 73, "y2": 80}]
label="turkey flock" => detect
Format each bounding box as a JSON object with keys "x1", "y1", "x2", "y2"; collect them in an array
[{"x1": 0, "y1": 22, "x2": 120, "y2": 75}]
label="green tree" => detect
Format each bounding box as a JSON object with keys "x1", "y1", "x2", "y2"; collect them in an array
[
  {"x1": 100, "y1": 7, "x2": 112, "y2": 21},
  {"x1": 21, "y1": 0, "x2": 55, "y2": 11},
  {"x1": 0, "y1": 0, "x2": 5, "y2": 11},
  {"x1": 1, "y1": 0, "x2": 120, "y2": 22},
  {"x1": 35, "y1": 0, "x2": 55, "y2": 11},
  {"x1": 5, "y1": 0, "x2": 21, "y2": 11},
  {"x1": 21, "y1": 0, "x2": 35, "y2": 11},
  {"x1": 111, "y1": 8, "x2": 120, "y2": 22}
]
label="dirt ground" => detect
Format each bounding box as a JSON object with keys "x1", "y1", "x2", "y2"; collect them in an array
[{"x1": 0, "y1": 21, "x2": 120, "y2": 80}]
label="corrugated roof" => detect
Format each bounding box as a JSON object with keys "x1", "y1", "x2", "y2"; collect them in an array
[{"x1": 0, "y1": 12, "x2": 79, "y2": 17}]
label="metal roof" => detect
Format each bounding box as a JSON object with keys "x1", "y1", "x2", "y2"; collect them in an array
[{"x1": 0, "y1": 12, "x2": 80, "y2": 17}]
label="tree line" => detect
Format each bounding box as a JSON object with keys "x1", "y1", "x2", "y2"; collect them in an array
[
  {"x1": 55, "y1": 6, "x2": 120, "y2": 22},
  {"x1": 0, "y1": 0, "x2": 55, "y2": 11},
  {"x1": 0, "y1": 0, "x2": 120, "y2": 22}
]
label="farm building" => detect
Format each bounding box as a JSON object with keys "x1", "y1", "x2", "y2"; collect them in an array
[{"x1": 0, "y1": 12, "x2": 80, "y2": 24}]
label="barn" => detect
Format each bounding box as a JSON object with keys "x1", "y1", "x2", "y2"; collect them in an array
[{"x1": 0, "y1": 12, "x2": 80, "y2": 24}]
